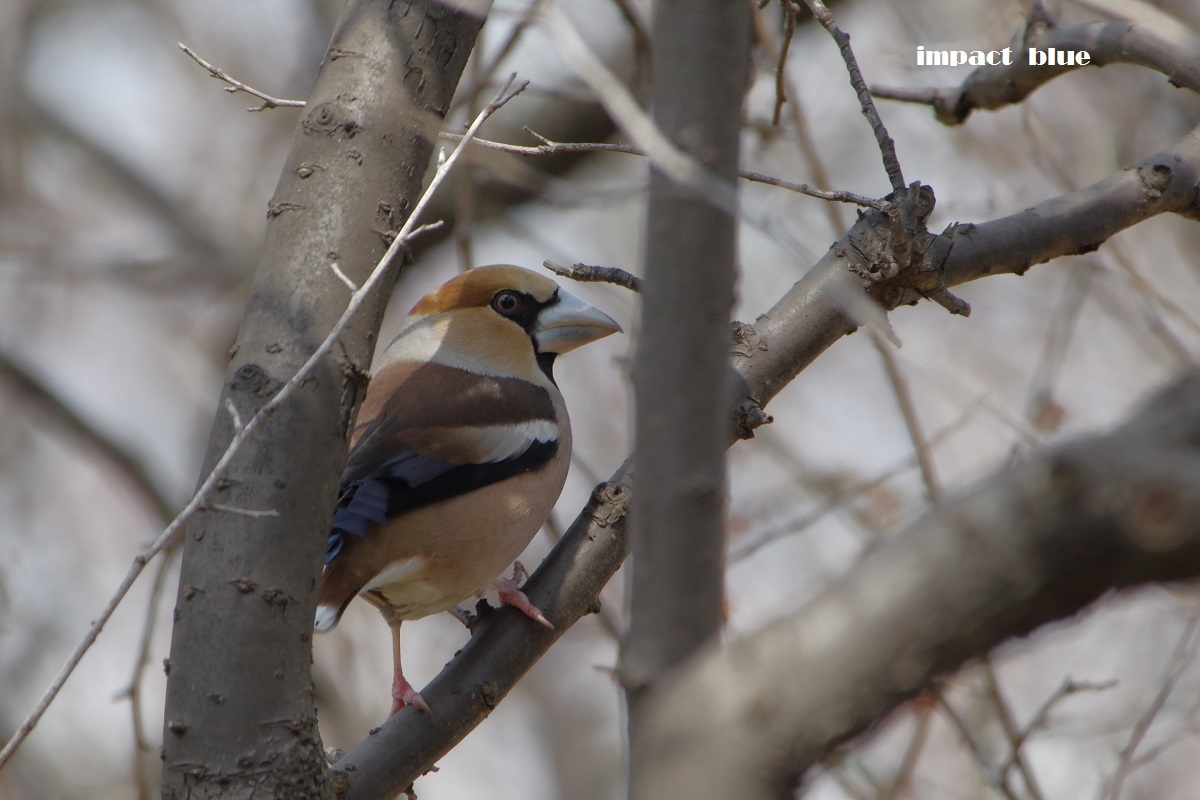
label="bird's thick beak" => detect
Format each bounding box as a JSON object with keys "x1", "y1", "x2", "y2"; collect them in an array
[{"x1": 534, "y1": 288, "x2": 622, "y2": 354}]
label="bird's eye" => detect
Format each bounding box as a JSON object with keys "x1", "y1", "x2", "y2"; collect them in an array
[{"x1": 491, "y1": 290, "x2": 522, "y2": 316}]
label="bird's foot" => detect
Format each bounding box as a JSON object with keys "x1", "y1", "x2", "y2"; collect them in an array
[
  {"x1": 390, "y1": 673, "x2": 434, "y2": 720},
  {"x1": 493, "y1": 561, "x2": 554, "y2": 629}
]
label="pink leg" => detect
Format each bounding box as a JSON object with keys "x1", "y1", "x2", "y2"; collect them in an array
[
  {"x1": 493, "y1": 561, "x2": 554, "y2": 630},
  {"x1": 387, "y1": 618, "x2": 433, "y2": 719}
]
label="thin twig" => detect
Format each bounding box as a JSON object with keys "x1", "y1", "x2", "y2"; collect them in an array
[
  {"x1": 996, "y1": 675, "x2": 1117, "y2": 779},
  {"x1": 541, "y1": 5, "x2": 740, "y2": 218},
  {"x1": 0, "y1": 549, "x2": 163, "y2": 770},
  {"x1": 792, "y1": 0, "x2": 926, "y2": 303},
  {"x1": 444, "y1": 128, "x2": 643, "y2": 156},
  {"x1": 118, "y1": 546, "x2": 178, "y2": 800},
  {"x1": 872, "y1": 331, "x2": 941, "y2": 503},
  {"x1": 739, "y1": 170, "x2": 888, "y2": 209},
  {"x1": 751, "y1": 2, "x2": 848, "y2": 234},
  {"x1": 794, "y1": 0, "x2": 905, "y2": 193},
  {"x1": 730, "y1": 407, "x2": 976, "y2": 562},
  {"x1": 1107, "y1": 607, "x2": 1200, "y2": 799},
  {"x1": 771, "y1": 4, "x2": 797, "y2": 127},
  {"x1": 329, "y1": 261, "x2": 359, "y2": 292},
  {"x1": 442, "y1": 130, "x2": 887, "y2": 209},
  {"x1": 455, "y1": 60, "x2": 480, "y2": 273},
  {"x1": 936, "y1": 688, "x2": 1024, "y2": 800},
  {"x1": 1023, "y1": 265, "x2": 1093, "y2": 431},
  {"x1": 1106, "y1": 240, "x2": 1200, "y2": 352},
  {"x1": 869, "y1": 261, "x2": 947, "y2": 800},
  {"x1": 178, "y1": 43, "x2": 306, "y2": 112},
  {"x1": 882, "y1": 702, "x2": 934, "y2": 800},
  {"x1": 826, "y1": 760, "x2": 875, "y2": 800},
  {"x1": 543, "y1": 260, "x2": 643, "y2": 293},
  {"x1": 454, "y1": 0, "x2": 548, "y2": 113},
  {"x1": 0, "y1": 72, "x2": 527, "y2": 773},
  {"x1": 869, "y1": 85, "x2": 940, "y2": 105},
  {"x1": 984, "y1": 661, "x2": 1049, "y2": 800},
  {"x1": 607, "y1": 0, "x2": 652, "y2": 98}
]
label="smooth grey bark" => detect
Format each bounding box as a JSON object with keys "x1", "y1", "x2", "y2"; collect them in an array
[
  {"x1": 632, "y1": 370, "x2": 1200, "y2": 800},
  {"x1": 621, "y1": 0, "x2": 752, "y2": 744},
  {"x1": 160, "y1": 3, "x2": 484, "y2": 798}
]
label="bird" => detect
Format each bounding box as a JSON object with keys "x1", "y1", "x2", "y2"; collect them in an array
[{"x1": 314, "y1": 264, "x2": 621, "y2": 717}]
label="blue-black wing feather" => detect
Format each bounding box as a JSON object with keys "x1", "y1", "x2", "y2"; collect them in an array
[{"x1": 324, "y1": 438, "x2": 559, "y2": 564}]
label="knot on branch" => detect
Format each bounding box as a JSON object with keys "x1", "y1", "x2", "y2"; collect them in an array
[
  {"x1": 587, "y1": 481, "x2": 631, "y2": 529},
  {"x1": 231, "y1": 363, "x2": 284, "y2": 399},
  {"x1": 1137, "y1": 162, "x2": 1173, "y2": 199},
  {"x1": 732, "y1": 398, "x2": 773, "y2": 440},
  {"x1": 844, "y1": 184, "x2": 971, "y2": 317},
  {"x1": 729, "y1": 321, "x2": 758, "y2": 358}
]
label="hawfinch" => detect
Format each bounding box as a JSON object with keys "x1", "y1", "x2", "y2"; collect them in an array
[{"x1": 314, "y1": 264, "x2": 621, "y2": 716}]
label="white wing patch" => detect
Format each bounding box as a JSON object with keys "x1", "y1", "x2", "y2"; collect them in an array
[{"x1": 466, "y1": 420, "x2": 559, "y2": 462}]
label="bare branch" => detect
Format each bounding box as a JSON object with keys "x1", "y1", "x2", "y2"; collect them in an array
[
  {"x1": 730, "y1": 409, "x2": 975, "y2": 563},
  {"x1": 633, "y1": 371, "x2": 1200, "y2": 800},
  {"x1": 1106, "y1": 607, "x2": 1200, "y2": 799},
  {"x1": 872, "y1": 21, "x2": 1200, "y2": 126},
  {"x1": 442, "y1": 128, "x2": 642, "y2": 156},
  {"x1": 118, "y1": 548, "x2": 179, "y2": 800},
  {"x1": 984, "y1": 662, "x2": 1049, "y2": 800},
  {"x1": 771, "y1": 6, "x2": 796, "y2": 126},
  {"x1": 996, "y1": 675, "x2": 1118, "y2": 780},
  {"x1": 178, "y1": 43, "x2": 306, "y2": 111},
  {"x1": 872, "y1": 333, "x2": 941, "y2": 502},
  {"x1": 444, "y1": 130, "x2": 887, "y2": 208},
  {"x1": 936, "y1": 688, "x2": 1024, "y2": 799},
  {"x1": 794, "y1": 0, "x2": 905, "y2": 193},
  {"x1": 881, "y1": 704, "x2": 933, "y2": 800},
  {"x1": 541, "y1": 5, "x2": 739, "y2": 217},
  {"x1": 750, "y1": 1, "x2": 853, "y2": 233},
  {"x1": 454, "y1": 0, "x2": 548, "y2": 112},
  {"x1": 941, "y1": 123, "x2": 1200, "y2": 287},
  {"x1": 543, "y1": 260, "x2": 643, "y2": 293},
  {"x1": 740, "y1": 169, "x2": 889, "y2": 209}
]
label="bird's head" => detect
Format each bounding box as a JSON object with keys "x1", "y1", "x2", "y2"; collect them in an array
[{"x1": 382, "y1": 265, "x2": 622, "y2": 382}]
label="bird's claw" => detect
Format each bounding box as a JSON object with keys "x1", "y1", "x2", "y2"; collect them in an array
[
  {"x1": 390, "y1": 674, "x2": 434, "y2": 721},
  {"x1": 494, "y1": 561, "x2": 554, "y2": 629}
]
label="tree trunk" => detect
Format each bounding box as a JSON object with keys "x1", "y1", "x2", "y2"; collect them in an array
[
  {"x1": 160, "y1": 3, "x2": 485, "y2": 797},
  {"x1": 621, "y1": 0, "x2": 751, "y2": 782}
]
